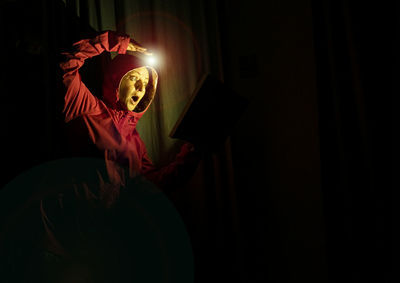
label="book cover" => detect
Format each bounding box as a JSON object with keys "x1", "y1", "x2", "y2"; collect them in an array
[{"x1": 170, "y1": 73, "x2": 248, "y2": 150}]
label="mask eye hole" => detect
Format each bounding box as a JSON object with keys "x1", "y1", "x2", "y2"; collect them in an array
[{"x1": 135, "y1": 80, "x2": 145, "y2": 91}]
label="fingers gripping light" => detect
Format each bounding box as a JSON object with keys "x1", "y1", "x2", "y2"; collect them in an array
[{"x1": 126, "y1": 49, "x2": 159, "y2": 67}]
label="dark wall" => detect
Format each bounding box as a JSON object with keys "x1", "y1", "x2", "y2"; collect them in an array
[
  {"x1": 220, "y1": 1, "x2": 326, "y2": 282},
  {"x1": 220, "y1": 0, "x2": 393, "y2": 282}
]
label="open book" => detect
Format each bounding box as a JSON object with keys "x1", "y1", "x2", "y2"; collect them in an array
[{"x1": 169, "y1": 73, "x2": 248, "y2": 150}]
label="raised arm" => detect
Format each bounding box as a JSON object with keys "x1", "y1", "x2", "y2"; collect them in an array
[{"x1": 60, "y1": 31, "x2": 131, "y2": 122}]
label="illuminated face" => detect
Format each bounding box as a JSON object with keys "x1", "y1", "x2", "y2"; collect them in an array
[{"x1": 118, "y1": 67, "x2": 149, "y2": 111}]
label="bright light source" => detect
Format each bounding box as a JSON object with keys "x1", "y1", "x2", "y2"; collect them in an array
[
  {"x1": 146, "y1": 55, "x2": 157, "y2": 66},
  {"x1": 125, "y1": 50, "x2": 160, "y2": 67}
]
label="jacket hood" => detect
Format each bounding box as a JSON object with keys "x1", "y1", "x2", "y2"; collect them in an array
[{"x1": 102, "y1": 54, "x2": 158, "y2": 116}]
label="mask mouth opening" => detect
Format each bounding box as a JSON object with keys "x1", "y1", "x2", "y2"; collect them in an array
[{"x1": 132, "y1": 96, "x2": 139, "y2": 102}]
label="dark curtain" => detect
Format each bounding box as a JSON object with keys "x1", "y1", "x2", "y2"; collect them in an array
[
  {"x1": 0, "y1": 0, "x2": 106, "y2": 189},
  {"x1": 1, "y1": 1, "x2": 243, "y2": 283},
  {"x1": 311, "y1": 1, "x2": 393, "y2": 282}
]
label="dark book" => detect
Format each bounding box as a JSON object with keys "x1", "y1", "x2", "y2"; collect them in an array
[{"x1": 169, "y1": 73, "x2": 248, "y2": 150}]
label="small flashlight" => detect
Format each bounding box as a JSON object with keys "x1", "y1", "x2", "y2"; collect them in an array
[{"x1": 126, "y1": 50, "x2": 158, "y2": 67}]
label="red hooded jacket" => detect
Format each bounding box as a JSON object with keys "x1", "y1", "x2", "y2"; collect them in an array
[
  {"x1": 60, "y1": 31, "x2": 197, "y2": 196},
  {"x1": 36, "y1": 30, "x2": 200, "y2": 258},
  {"x1": 0, "y1": 31, "x2": 198, "y2": 280}
]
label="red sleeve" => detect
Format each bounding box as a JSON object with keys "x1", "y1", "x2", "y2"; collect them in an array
[
  {"x1": 141, "y1": 143, "x2": 201, "y2": 191},
  {"x1": 60, "y1": 31, "x2": 130, "y2": 122}
]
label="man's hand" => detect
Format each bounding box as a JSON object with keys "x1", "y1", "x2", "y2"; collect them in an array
[{"x1": 126, "y1": 41, "x2": 152, "y2": 56}]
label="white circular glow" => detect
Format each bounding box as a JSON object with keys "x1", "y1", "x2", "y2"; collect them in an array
[{"x1": 146, "y1": 56, "x2": 157, "y2": 66}]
